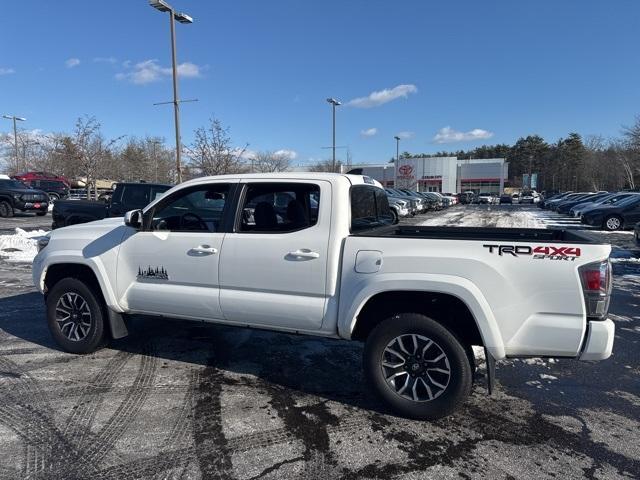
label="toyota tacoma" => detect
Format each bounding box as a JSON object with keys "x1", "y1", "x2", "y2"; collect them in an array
[{"x1": 33, "y1": 173, "x2": 615, "y2": 419}]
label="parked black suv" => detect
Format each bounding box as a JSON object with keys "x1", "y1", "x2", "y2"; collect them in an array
[
  {"x1": 24, "y1": 179, "x2": 69, "y2": 200},
  {"x1": 0, "y1": 178, "x2": 49, "y2": 217}
]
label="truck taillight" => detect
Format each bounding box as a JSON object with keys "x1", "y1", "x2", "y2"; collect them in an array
[{"x1": 579, "y1": 260, "x2": 612, "y2": 320}]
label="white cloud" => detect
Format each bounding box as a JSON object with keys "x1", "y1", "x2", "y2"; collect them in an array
[
  {"x1": 433, "y1": 126, "x2": 494, "y2": 144},
  {"x1": 115, "y1": 59, "x2": 202, "y2": 84},
  {"x1": 396, "y1": 131, "x2": 414, "y2": 139},
  {"x1": 360, "y1": 128, "x2": 378, "y2": 137},
  {"x1": 274, "y1": 149, "x2": 298, "y2": 160},
  {"x1": 347, "y1": 84, "x2": 417, "y2": 108},
  {"x1": 238, "y1": 148, "x2": 257, "y2": 160},
  {"x1": 176, "y1": 62, "x2": 201, "y2": 78},
  {"x1": 65, "y1": 58, "x2": 80, "y2": 68},
  {"x1": 93, "y1": 56, "x2": 117, "y2": 64},
  {"x1": 0, "y1": 67, "x2": 15, "y2": 75},
  {"x1": 238, "y1": 148, "x2": 297, "y2": 161}
]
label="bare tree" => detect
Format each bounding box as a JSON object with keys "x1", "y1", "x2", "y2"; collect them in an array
[
  {"x1": 307, "y1": 159, "x2": 342, "y2": 173},
  {"x1": 185, "y1": 118, "x2": 248, "y2": 176},
  {"x1": 620, "y1": 118, "x2": 640, "y2": 189},
  {"x1": 251, "y1": 150, "x2": 292, "y2": 173},
  {"x1": 68, "y1": 116, "x2": 123, "y2": 196}
]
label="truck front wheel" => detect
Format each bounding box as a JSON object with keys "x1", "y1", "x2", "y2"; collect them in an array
[
  {"x1": 363, "y1": 313, "x2": 472, "y2": 420},
  {"x1": 46, "y1": 278, "x2": 106, "y2": 354},
  {"x1": 0, "y1": 200, "x2": 14, "y2": 218}
]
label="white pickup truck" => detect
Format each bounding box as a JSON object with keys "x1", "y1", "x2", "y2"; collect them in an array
[{"x1": 33, "y1": 173, "x2": 615, "y2": 419}]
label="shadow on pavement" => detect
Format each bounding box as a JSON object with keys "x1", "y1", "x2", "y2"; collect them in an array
[{"x1": 0, "y1": 291, "x2": 388, "y2": 415}]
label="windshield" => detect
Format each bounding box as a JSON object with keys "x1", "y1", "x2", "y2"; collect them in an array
[
  {"x1": 614, "y1": 194, "x2": 640, "y2": 207},
  {"x1": 0, "y1": 179, "x2": 28, "y2": 189}
]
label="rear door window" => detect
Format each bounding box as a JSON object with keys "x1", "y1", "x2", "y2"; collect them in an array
[
  {"x1": 120, "y1": 186, "x2": 151, "y2": 210},
  {"x1": 238, "y1": 182, "x2": 320, "y2": 233},
  {"x1": 350, "y1": 185, "x2": 393, "y2": 232}
]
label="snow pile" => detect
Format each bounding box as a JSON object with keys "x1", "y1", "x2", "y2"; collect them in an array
[{"x1": 0, "y1": 228, "x2": 48, "y2": 263}]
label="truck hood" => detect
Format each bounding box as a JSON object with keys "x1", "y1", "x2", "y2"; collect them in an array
[{"x1": 48, "y1": 216, "x2": 129, "y2": 251}]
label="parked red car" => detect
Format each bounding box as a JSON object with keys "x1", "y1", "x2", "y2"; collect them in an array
[{"x1": 12, "y1": 171, "x2": 71, "y2": 188}]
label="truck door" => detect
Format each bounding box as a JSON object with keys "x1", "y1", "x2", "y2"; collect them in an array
[
  {"x1": 116, "y1": 181, "x2": 237, "y2": 320},
  {"x1": 219, "y1": 180, "x2": 330, "y2": 330}
]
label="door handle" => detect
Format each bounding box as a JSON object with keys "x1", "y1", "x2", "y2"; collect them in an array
[
  {"x1": 188, "y1": 245, "x2": 218, "y2": 255},
  {"x1": 287, "y1": 249, "x2": 320, "y2": 259}
]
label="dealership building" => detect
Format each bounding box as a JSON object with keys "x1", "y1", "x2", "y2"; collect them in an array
[{"x1": 344, "y1": 157, "x2": 509, "y2": 194}]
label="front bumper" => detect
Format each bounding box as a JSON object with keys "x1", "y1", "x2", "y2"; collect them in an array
[
  {"x1": 579, "y1": 319, "x2": 615, "y2": 361},
  {"x1": 15, "y1": 200, "x2": 48, "y2": 213}
]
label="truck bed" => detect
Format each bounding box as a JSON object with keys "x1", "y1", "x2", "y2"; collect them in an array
[{"x1": 354, "y1": 225, "x2": 600, "y2": 244}]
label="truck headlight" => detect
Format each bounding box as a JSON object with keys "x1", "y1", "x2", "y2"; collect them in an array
[{"x1": 37, "y1": 236, "x2": 50, "y2": 252}]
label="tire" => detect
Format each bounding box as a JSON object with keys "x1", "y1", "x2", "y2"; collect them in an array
[
  {"x1": 36, "y1": 211, "x2": 47, "y2": 217},
  {"x1": 0, "y1": 200, "x2": 14, "y2": 218},
  {"x1": 603, "y1": 215, "x2": 622, "y2": 231},
  {"x1": 46, "y1": 278, "x2": 106, "y2": 354},
  {"x1": 48, "y1": 193, "x2": 60, "y2": 201},
  {"x1": 389, "y1": 208, "x2": 398, "y2": 224},
  {"x1": 364, "y1": 313, "x2": 472, "y2": 420}
]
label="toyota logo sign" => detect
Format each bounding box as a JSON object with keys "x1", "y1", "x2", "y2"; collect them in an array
[{"x1": 398, "y1": 164, "x2": 413, "y2": 176}]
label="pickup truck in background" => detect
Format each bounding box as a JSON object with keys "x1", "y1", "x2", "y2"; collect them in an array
[
  {"x1": 51, "y1": 182, "x2": 170, "y2": 229},
  {"x1": 33, "y1": 173, "x2": 615, "y2": 419}
]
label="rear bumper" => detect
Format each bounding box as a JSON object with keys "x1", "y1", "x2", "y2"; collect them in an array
[{"x1": 579, "y1": 319, "x2": 615, "y2": 361}]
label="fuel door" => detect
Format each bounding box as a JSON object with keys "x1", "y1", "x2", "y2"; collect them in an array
[{"x1": 355, "y1": 250, "x2": 383, "y2": 274}]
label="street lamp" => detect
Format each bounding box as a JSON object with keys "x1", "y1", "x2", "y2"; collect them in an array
[
  {"x1": 2, "y1": 115, "x2": 26, "y2": 172},
  {"x1": 149, "y1": 0, "x2": 193, "y2": 183},
  {"x1": 394, "y1": 135, "x2": 401, "y2": 164},
  {"x1": 326, "y1": 98, "x2": 341, "y2": 172}
]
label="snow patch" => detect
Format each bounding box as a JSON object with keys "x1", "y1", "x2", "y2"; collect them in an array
[
  {"x1": 0, "y1": 228, "x2": 47, "y2": 263},
  {"x1": 540, "y1": 373, "x2": 558, "y2": 380}
]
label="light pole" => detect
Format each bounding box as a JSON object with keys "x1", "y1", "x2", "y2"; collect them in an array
[
  {"x1": 394, "y1": 135, "x2": 401, "y2": 164},
  {"x1": 326, "y1": 98, "x2": 341, "y2": 172},
  {"x1": 149, "y1": 0, "x2": 193, "y2": 183},
  {"x1": 2, "y1": 115, "x2": 26, "y2": 172}
]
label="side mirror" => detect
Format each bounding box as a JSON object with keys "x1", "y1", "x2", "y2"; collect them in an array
[{"x1": 124, "y1": 209, "x2": 143, "y2": 229}]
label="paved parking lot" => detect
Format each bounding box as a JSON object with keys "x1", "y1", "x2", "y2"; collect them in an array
[{"x1": 0, "y1": 206, "x2": 638, "y2": 479}]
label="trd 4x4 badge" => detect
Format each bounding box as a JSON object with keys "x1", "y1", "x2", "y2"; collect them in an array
[{"x1": 483, "y1": 244, "x2": 581, "y2": 261}]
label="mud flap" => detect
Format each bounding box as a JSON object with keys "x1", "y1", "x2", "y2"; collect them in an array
[
  {"x1": 485, "y1": 347, "x2": 496, "y2": 395},
  {"x1": 108, "y1": 309, "x2": 129, "y2": 339}
]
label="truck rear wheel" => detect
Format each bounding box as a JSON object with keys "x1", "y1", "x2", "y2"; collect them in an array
[
  {"x1": 46, "y1": 278, "x2": 106, "y2": 354},
  {"x1": 363, "y1": 313, "x2": 472, "y2": 420}
]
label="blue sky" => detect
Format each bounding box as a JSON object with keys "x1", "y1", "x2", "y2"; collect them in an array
[{"x1": 1, "y1": 0, "x2": 639, "y2": 164}]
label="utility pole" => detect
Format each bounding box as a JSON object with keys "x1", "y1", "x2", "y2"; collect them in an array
[
  {"x1": 326, "y1": 98, "x2": 341, "y2": 172},
  {"x1": 149, "y1": 0, "x2": 193, "y2": 183},
  {"x1": 2, "y1": 115, "x2": 26, "y2": 172}
]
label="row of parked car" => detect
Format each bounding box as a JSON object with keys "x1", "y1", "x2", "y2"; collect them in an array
[
  {"x1": 384, "y1": 188, "x2": 459, "y2": 222},
  {"x1": 539, "y1": 190, "x2": 640, "y2": 233}
]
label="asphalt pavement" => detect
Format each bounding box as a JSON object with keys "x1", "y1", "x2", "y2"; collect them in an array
[{"x1": 0, "y1": 206, "x2": 638, "y2": 479}]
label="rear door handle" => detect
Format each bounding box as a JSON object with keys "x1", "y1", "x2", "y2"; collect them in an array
[
  {"x1": 287, "y1": 249, "x2": 320, "y2": 259},
  {"x1": 189, "y1": 245, "x2": 218, "y2": 255}
]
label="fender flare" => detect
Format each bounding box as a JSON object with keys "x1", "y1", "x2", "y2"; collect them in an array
[
  {"x1": 36, "y1": 253, "x2": 124, "y2": 313},
  {"x1": 338, "y1": 273, "x2": 506, "y2": 360}
]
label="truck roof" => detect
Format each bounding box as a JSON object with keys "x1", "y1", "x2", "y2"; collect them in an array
[{"x1": 178, "y1": 172, "x2": 377, "y2": 187}]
